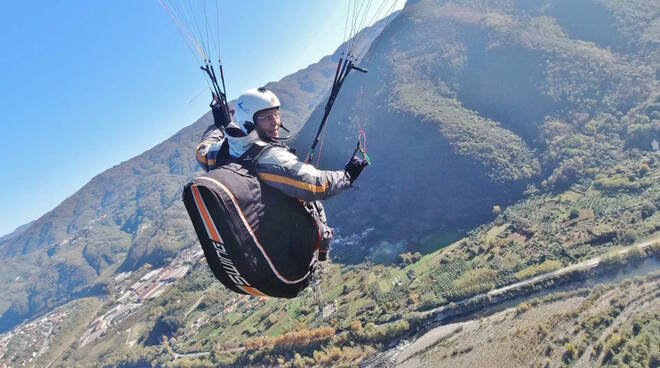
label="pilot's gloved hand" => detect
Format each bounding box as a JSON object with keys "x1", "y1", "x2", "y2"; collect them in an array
[
  {"x1": 211, "y1": 101, "x2": 232, "y2": 129},
  {"x1": 345, "y1": 155, "x2": 368, "y2": 184}
]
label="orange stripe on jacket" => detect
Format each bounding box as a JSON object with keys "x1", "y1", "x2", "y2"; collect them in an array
[{"x1": 258, "y1": 173, "x2": 329, "y2": 194}]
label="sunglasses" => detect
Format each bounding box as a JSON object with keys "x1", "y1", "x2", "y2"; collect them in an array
[{"x1": 254, "y1": 110, "x2": 281, "y2": 122}]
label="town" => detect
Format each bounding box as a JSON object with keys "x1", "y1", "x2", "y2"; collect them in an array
[
  {"x1": 0, "y1": 247, "x2": 204, "y2": 367},
  {"x1": 79, "y1": 247, "x2": 204, "y2": 347},
  {"x1": 0, "y1": 308, "x2": 69, "y2": 367}
]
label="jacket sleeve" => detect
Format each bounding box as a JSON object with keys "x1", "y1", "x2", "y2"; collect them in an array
[
  {"x1": 255, "y1": 146, "x2": 352, "y2": 201},
  {"x1": 195, "y1": 125, "x2": 225, "y2": 172}
]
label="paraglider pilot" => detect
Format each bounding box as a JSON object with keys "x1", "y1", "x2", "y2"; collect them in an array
[{"x1": 195, "y1": 87, "x2": 368, "y2": 261}]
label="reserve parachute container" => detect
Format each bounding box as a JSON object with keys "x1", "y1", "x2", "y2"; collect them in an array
[{"x1": 182, "y1": 145, "x2": 320, "y2": 297}]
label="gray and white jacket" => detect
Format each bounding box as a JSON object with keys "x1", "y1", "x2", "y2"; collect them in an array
[{"x1": 195, "y1": 124, "x2": 351, "y2": 201}]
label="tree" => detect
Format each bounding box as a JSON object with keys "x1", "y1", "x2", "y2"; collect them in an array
[
  {"x1": 640, "y1": 201, "x2": 656, "y2": 218},
  {"x1": 398, "y1": 252, "x2": 413, "y2": 266},
  {"x1": 563, "y1": 343, "x2": 577, "y2": 363},
  {"x1": 624, "y1": 115, "x2": 658, "y2": 150}
]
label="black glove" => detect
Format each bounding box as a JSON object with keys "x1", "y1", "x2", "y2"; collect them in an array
[
  {"x1": 211, "y1": 100, "x2": 231, "y2": 129},
  {"x1": 345, "y1": 155, "x2": 368, "y2": 184}
]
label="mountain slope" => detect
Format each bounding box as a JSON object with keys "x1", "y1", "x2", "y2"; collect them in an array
[
  {"x1": 291, "y1": 0, "x2": 658, "y2": 263},
  {"x1": 0, "y1": 17, "x2": 394, "y2": 333}
]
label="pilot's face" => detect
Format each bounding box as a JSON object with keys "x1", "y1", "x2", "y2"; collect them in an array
[{"x1": 254, "y1": 107, "x2": 281, "y2": 139}]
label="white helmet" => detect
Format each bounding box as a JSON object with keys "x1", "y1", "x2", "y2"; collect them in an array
[{"x1": 234, "y1": 87, "x2": 280, "y2": 135}]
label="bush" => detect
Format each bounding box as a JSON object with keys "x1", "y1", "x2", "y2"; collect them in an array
[
  {"x1": 514, "y1": 260, "x2": 562, "y2": 280},
  {"x1": 243, "y1": 327, "x2": 336, "y2": 351},
  {"x1": 569, "y1": 208, "x2": 580, "y2": 219},
  {"x1": 599, "y1": 314, "x2": 660, "y2": 366},
  {"x1": 356, "y1": 319, "x2": 410, "y2": 342},
  {"x1": 292, "y1": 353, "x2": 314, "y2": 368},
  {"x1": 450, "y1": 268, "x2": 497, "y2": 299},
  {"x1": 311, "y1": 345, "x2": 375, "y2": 366},
  {"x1": 640, "y1": 201, "x2": 657, "y2": 218},
  {"x1": 350, "y1": 320, "x2": 362, "y2": 332},
  {"x1": 563, "y1": 343, "x2": 577, "y2": 362},
  {"x1": 622, "y1": 230, "x2": 636, "y2": 244},
  {"x1": 516, "y1": 302, "x2": 531, "y2": 314},
  {"x1": 399, "y1": 252, "x2": 414, "y2": 266},
  {"x1": 593, "y1": 174, "x2": 643, "y2": 192},
  {"x1": 624, "y1": 115, "x2": 658, "y2": 150},
  {"x1": 602, "y1": 333, "x2": 625, "y2": 362}
]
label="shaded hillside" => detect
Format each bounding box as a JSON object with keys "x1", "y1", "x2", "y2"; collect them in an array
[
  {"x1": 0, "y1": 18, "x2": 394, "y2": 333},
  {"x1": 291, "y1": 0, "x2": 658, "y2": 263}
]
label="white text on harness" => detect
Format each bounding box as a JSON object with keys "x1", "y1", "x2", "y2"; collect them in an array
[{"x1": 211, "y1": 240, "x2": 251, "y2": 287}]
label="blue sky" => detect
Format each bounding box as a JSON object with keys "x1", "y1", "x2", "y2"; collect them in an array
[{"x1": 0, "y1": 1, "x2": 403, "y2": 236}]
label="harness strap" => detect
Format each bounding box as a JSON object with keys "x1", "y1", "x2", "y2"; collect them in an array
[{"x1": 237, "y1": 143, "x2": 282, "y2": 168}]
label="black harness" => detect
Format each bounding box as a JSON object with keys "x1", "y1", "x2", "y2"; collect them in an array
[{"x1": 182, "y1": 142, "x2": 321, "y2": 298}]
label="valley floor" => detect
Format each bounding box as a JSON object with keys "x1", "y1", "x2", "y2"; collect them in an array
[
  {"x1": 367, "y1": 238, "x2": 659, "y2": 368},
  {"x1": 390, "y1": 272, "x2": 658, "y2": 368}
]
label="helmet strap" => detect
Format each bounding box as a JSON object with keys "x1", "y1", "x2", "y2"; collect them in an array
[
  {"x1": 256, "y1": 128, "x2": 292, "y2": 142},
  {"x1": 253, "y1": 118, "x2": 291, "y2": 142}
]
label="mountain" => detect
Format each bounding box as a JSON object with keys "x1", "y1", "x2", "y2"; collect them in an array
[
  {"x1": 291, "y1": 0, "x2": 659, "y2": 263},
  {"x1": 0, "y1": 17, "x2": 395, "y2": 333},
  {"x1": 0, "y1": 221, "x2": 34, "y2": 244}
]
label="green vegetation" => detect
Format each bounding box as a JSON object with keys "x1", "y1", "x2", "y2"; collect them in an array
[
  {"x1": 409, "y1": 273, "x2": 660, "y2": 367},
  {"x1": 563, "y1": 342, "x2": 577, "y2": 363},
  {"x1": 515, "y1": 260, "x2": 562, "y2": 281},
  {"x1": 450, "y1": 268, "x2": 497, "y2": 299},
  {"x1": 602, "y1": 314, "x2": 660, "y2": 367},
  {"x1": 58, "y1": 229, "x2": 658, "y2": 367}
]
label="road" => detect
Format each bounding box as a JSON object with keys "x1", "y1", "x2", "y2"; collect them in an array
[{"x1": 492, "y1": 236, "x2": 658, "y2": 296}]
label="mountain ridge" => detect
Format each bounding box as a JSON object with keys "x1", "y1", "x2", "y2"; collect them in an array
[{"x1": 0, "y1": 15, "x2": 396, "y2": 333}]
